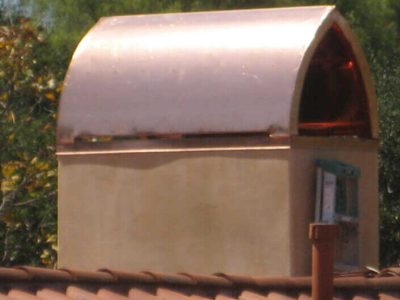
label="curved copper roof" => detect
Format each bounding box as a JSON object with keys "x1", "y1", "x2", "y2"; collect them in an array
[{"x1": 57, "y1": 6, "x2": 378, "y2": 147}]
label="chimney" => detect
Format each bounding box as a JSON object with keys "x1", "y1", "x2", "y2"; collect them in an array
[{"x1": 56, "y1": 7, "x2": 379, "y2": 275}]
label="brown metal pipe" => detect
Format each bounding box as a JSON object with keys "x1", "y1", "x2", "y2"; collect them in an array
[{"x1": 309, "y1": 223, "x2": 339, "y2": 300}]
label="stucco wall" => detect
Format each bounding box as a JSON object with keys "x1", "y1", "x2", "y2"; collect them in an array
[
  {"x1": 289, "y1": 140, "x2": 379, "y2": 275},
  {"x1": 58, "y1": 150, "x2": 291, "y2": 275}
]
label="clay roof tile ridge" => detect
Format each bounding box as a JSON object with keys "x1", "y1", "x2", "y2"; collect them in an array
[
  {"x1": 98, "y1": 268, "x2": 155, "y2": 283},
  {"x1": 140, "y1": 271, "x2": 195, "y2": 285},
  {"x1": 15, "y1": 266, "x2": 72, "y2": 282},
  {"x1": 214, "y1": 273, "x2": 257, "y2": 287},
  {"x1": 59, "y1": 268, "x2": 115, "y2": 283},
  {"x1": 178, "y1": 272, "x2": 233, "y2": 287}
]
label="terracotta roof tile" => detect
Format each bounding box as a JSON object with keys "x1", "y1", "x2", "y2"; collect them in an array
[
  {"x1": 252, "y1": 277, "x2": 310, "y2": 289},
  {"x1": 61, "y1": 269, "x2": 115, "y2": 283},
  {"x1": 215, "y1": 295, "x2": 237, "y2": 300},
  {"x1": 215, "y1": 274, "x2": 257, "y2": 287},
  {"x1": 66, "y1": 286, "x2": 101, "y2": 300},
  {"x1": 240, "y1": 290, "x2": 268, "y2": 300},
  {"x1": 332, "y1": 296, "x2": 346, "y2": 300},
  {"x1": 99, "y1": 269, "x2": 155, "y2": 283},
  {"x1": 0, "y1": 267, "x2": 395, "y2": 299},
  {"x1": 129, "y1": 288, "x2": 158, "y2": 300},
  {"x1": 16, "y1": 266, "x2": 71, "y2": 281},
  {"x1": 143, "y1": 272, "x2": 195, "y2": 285},
  {"x1": 179, "y1": 273, "x2": 232, "y2": 287},
  {"x1": 8, "y1": 289, "x2": 40, "y2": 300},
  {"x1": 379, "y1": 292, "x2": 400, "y2": 300},
  {"x1": 296, "y1": 293, "x2": 311, "y2": 300},
  {"x1": 157, "y1": 288, "x2": 189, "y2": 300},
  {"x1": 36, "y1": 289, "x2": 71, "y2": 300},
  {"x1": 352, "y1": 295, "x2": 375, "y2": 300},
  {"x1": 0, "y1": 268, "x2": 29, "y2": 280},
  {"x1": 265, "y1": 292, "x2": 297, "y2": 300},
  {"x1": 190, "y1": 294, "x2": 213, "y2": 300},
  {"x1": 97, "y1": 288, "x2": 129, "y2": 300}
]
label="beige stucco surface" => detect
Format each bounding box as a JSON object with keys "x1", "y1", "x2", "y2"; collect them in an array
[
  {"x1": 58, "y1": 150, "x2": 291, "y2": 275},
  {"x1": 289, "y1": 140, "x2": 379, "y2": 275}
]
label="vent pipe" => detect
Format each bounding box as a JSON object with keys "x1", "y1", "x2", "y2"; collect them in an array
[{"x1": 309, "y1": 223, "x2": 339, "y2": 300}]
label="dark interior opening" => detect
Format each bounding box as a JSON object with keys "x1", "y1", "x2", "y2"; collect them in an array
[{"x1": 298, "y1": 24, "x2": 371, "y2": 138}]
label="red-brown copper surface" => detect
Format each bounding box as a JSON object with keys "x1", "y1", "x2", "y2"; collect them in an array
[{"x1": 57, "y1": 5, "x2": 379, "y2": 151}]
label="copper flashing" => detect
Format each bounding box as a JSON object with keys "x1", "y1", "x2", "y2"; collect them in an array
[
  {"x1": 56, "y1": 135, "x2": 290, "y2": 155},
  {"x1": 57, "y1": 6, "x2": 378, "y2": 151}
]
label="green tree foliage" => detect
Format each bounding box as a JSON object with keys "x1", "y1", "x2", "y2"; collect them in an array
[
  {"x1": 1, "y1": 0, "x2": 399, "y2": 267},
  {"x1": 379, "y1": 64, "x2": 400, "y2": 266},
  {"x1": 28, "y1": 0, "x2": 184, "y2": 71},
  {"x1": 322, "y1": 2, "x2": 400, "y2": 267},
  {"x1": 0, "y1": 16, "x2": 58, "y2": 266}
]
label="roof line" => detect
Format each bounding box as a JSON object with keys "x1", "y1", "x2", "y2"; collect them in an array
[
  {"x1": 56, "y1": 145, "x2": 291, "y2": 156},
  {"x1": 0, "y1": 267, "x2": 399, "y2": 290}
]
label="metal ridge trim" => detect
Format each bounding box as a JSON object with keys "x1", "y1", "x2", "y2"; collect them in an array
[{"x1": 57, "y1": 145, "x2": 291, "y2": 156}]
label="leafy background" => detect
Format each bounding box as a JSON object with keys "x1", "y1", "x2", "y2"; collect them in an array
[{"x1": 0, "y1": 0, "x2": 399, "y2": 267}]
